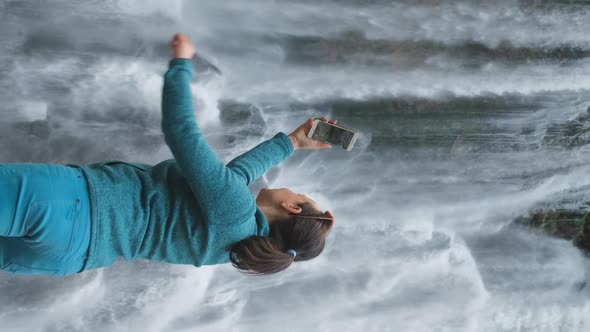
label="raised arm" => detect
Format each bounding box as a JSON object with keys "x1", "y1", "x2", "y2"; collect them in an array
[
  {"x1": 161, "y1": 34, "x2": 255, "y2": 222},
  {"x1": 162, "y1": 33, "x2": 338, "y2": 221}
]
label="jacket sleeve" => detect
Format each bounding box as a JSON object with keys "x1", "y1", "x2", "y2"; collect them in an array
[
  {"x1": 161, "y1": 58, "x2": 255, "y2": 223},
  {"x1": 226, "y1": 133, "x2": 294, "y2": 186}
]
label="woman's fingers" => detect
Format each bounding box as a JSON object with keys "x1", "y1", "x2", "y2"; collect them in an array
[
  {"x1": 171, "y1": 33, "x2": 183, "y2": 45},
  {"x1": 317, "y1": 117, "x2": 337, "y2": 125},
  {"x1": 169, "y1": 33, "x2": 196, "y2": 59},
  {"x1": 290, "y1": 117, "x2": 339, "y2": 150},
  {"x1": 173, "y1": 33, "x2": 188, "y2": 42}
]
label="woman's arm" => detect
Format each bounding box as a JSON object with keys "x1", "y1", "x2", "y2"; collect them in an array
[
  {"x1": 226, "y1": 133, "x2": 294, "y2": 186},
  {"x1": 226, "y1": 118, "x2": 337, "y2": 185},
  {"x1": 162, "y1": 34, "x2": 255, "y2": 222},
  {"x1": 161, "y1": 33, "x2": 337, "y2": 220}
]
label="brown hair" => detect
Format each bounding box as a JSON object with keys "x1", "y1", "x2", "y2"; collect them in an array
[{"x1": 229, "y1": 203, "x2": 333, "y2": 275}]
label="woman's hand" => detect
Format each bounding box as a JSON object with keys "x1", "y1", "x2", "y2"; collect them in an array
[
  {"x1": 170, "y1": 33, "x2": 196, "y2": 59},
  {"x1": 288, "y1": 117, "x2": 338, "y2": 150}
]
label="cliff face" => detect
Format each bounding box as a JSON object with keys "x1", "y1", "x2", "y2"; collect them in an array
[
  {"x1": 516, "y1": 206, "x2": 590, "y2": 253},
  {"x1": 543, "y1": 107, "x2": 590, "y2": 148},
  {"x1": 515, "y1": 106, "x2": 590, "y2": 253}
]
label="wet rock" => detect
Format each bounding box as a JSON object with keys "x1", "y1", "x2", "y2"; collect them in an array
[
  {"x1": 515, "y1": 206, "x2": 590, "y2": 253},
  {"x1": 218, "y1": 100, "x2": 267, "y2": 144},
  {"x1": 543, "y1": 107, "x2": 590, "y2": 148},
  {"x1": 280, "y1": 31, "x2": 590, "y2": 69},
  {"x1": 28, "y1": 120, "x2": 50, "y2": 139}
]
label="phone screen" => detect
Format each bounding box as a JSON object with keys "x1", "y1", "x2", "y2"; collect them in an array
[{"x1": 311, "y1": 121, "x2": 356, "y2": 149}]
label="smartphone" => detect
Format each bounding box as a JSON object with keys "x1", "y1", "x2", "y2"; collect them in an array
[{"x1": 307, "y1": 118, "x2": 359, "y2": 151}]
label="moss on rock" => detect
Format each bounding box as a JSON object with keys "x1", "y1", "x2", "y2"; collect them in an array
[{"x1": 515, "y1": 208, "x2": 590, "y2": 253}]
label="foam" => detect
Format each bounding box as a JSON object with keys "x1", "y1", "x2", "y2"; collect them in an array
[
  {"x1": 1, "y1": 101, "x2": 48, "y2": 122},
  {"x1": 2, "y1": 1, "x2": 590, "y2": 331}
]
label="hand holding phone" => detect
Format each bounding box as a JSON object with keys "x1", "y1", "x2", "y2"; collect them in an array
[
  {"x1": 307, "y1": 118, "x2": 359, "y2": 151},
  {"x1": 288, "y1": 117, "x2": 333, "y2": 150},
  {"x1": 289, "y1": 117, "x2": 358, "y2": 151}
]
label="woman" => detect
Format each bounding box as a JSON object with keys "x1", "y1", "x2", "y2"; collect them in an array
[{"x1": 0, "y1": 33, "x2": 335, "y2": 277}]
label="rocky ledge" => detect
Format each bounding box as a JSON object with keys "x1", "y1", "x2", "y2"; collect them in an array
[{"x1": 515, "y1": 205, "x2": 590, "y2": 253}]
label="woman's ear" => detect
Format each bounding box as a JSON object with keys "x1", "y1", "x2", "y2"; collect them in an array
[
  {"x1": 325, "y1": 210, "x2": 335, "y2": 229},
  {"x1": 326, "y1": 210, "x2": 335, "y2": 221},
  {"x1": 281, "y1": 202, "x2": 302, "y2": 214}
]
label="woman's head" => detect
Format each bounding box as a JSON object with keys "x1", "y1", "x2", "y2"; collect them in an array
[
  {"x1": 256, "y1": 187, "x2": 328, "y2": 217},
  {"x1": 229, "y1": 188, "x2": 334, "y2": 275}
]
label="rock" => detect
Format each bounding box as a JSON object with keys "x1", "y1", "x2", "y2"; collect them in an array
[
  {"x1": 515, "y1": 207, "x2": 590, "y2": 253},
  {"x1": 28, "y1": 120, "x2": 50, "y2": 139},
  {"x1": 543, "y1": 107, "x2": 590, "y2": 148}
]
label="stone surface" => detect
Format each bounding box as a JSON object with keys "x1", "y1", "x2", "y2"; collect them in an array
[{"x1": 516, "y1": 206, "x2": 590, "y2": 253}]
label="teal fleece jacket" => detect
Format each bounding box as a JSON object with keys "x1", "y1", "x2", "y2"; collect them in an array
[{"x1": 79, "y1": 58, "x2": 294, "y2": 270}]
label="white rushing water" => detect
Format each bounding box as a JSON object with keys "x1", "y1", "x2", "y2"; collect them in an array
[{"x1": 1, "y1": 0, "x2": 590, "y2": 331}]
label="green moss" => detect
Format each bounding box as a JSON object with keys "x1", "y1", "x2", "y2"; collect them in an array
[
  {"x1": 516, "y1": 208, "x2": 590, "y2": 253},
  {"x1": 576, "y1": 212, "x2": 590, "y2": 235}
]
